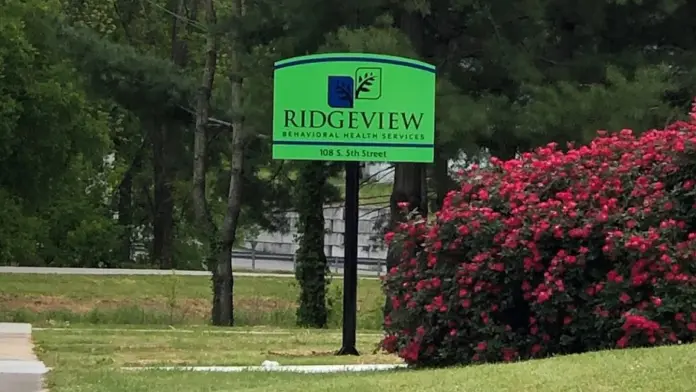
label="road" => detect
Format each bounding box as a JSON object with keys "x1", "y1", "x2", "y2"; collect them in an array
[{"x1": 0, "y1": 256, "x2": 385, "y2": 278}]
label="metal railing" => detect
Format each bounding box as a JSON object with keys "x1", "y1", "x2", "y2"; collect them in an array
[{"x1": 232, "y1": 248, "x2": 386, "y2": 273}]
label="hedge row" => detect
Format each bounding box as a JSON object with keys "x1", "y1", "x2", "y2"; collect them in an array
[{"x1": 382, "y1": 106, "x2": 696, "y2": 366}]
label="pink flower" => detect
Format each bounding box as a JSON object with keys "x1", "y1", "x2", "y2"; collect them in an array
[
  {"x1": 651, "y1": 296, "x2": 662, "y2": 307},
  {"x1": 531, "y1": 344, "x2": 542, "y2": 355}
]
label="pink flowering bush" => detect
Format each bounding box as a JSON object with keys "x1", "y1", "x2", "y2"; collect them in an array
[{"x1": 381, "y1": 105, "x2": 696, "y2": 367}]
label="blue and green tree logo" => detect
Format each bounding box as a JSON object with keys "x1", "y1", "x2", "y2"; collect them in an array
[{"x1": 327, "y1": 67, "x2": 382, "y2": 108}]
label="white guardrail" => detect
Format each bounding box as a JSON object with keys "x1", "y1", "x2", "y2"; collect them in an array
[{"x1": 232, "y1": 249, "x2": 386, "y2": 272}]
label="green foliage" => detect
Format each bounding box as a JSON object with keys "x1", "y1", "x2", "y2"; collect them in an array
[
  {"x1": 320, "y1": 26, "x2": 416, "y2": 57},
  {"x1": 0, "y1": 1, "x2": 111, "y2": 202},
  {"x1": 38, "y1": 157, "x2": 123, "y2": 267},
  {"x1": 0, "y1": 190, "x2": 44, "y2": 265},
  {"x1": 0, "y1": 0, "x2": 118, "y2": 266},
  {"x1": 3, "y1": 0, "x2": 696, "y2": 277},
  {"x1": 507, "y1": 65, "x2": 678, "y2": 152},
  {"x1": 406, "y1": 0, "x2": 695, "y2": 160},
  {"x1": 54, "y1": 23, "x2": 195, "y2": 116}
]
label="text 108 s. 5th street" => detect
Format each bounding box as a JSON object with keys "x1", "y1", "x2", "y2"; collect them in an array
[{"x1": 319, "y1": 148, "x2": 387, "y2": 159}]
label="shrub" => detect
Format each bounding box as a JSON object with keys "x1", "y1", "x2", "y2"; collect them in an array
[{"x1": 381, "y1": 105, "x2": 696, "y2": 367}]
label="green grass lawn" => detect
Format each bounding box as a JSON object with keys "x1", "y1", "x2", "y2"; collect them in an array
[
  {"x1": 11, "y1": 272, "x2": 696, "y2": 391},
  {"x1": 258, "y1": 167, "x2": 393, "y2": 206},
  {"x1": 0, "y1": 274, "x2": 384, "y2": 328},
  {"x1": 34, "y1": 327, "x2": 397, "y2": 368},
  {"x1": 330, "y1": 177, "x2": 392, "y2": 206},
  {"x1": 36, "y1": 326, "x2": 696, "y2": 392}
]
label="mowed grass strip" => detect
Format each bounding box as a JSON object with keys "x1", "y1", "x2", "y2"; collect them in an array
[
  {"x1": 42, "y1": 340, "x2": 696, "y2": 392},
  {"x1": 0, "y1": 274, "x2": 384, "y2": 328},
  {"x1": 34, "y1": 328, "x2": 398, "y2": 368}
]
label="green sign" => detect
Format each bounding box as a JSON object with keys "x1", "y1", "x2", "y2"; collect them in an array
[{"x1": 272, "y1": 53, "x2": 435, "y2": 163}]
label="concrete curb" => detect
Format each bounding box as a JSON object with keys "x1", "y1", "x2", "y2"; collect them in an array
[
  {"x1": 123, "y1": 364, "x2": 408, "y2": 373},
  {"x1": 0, "y1": 360, "x2": 48, "y2": 375},
  {"x1": 0, "y1": 323, "x2": 32, "y2": 335}
]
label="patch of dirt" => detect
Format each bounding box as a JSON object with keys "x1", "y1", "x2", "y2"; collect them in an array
[
  {"x1": 235, "y1": 297, "x2": 295, "y2": 312},
  {"x1": 0, "y1": 294, "x2": 98, "y2": 313},
  {"x1": 267, "y1": 349, "x2": 336, "y2": 357},
  {"x1": 265, "y1": 349, "x2": 403, "y2": 364},
  {"x1": 125, "y1": 359, "x2": 193, "y2": 366},
  {"x1": 0, "y1": 293, "x2": 295, "y2": 318}
]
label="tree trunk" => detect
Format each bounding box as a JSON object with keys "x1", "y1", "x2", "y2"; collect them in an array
[
  {"x1": 431, "y1": 145, "x2": 456, "y2": 211},
  {"x1": 383, "y1": 9, "x2": 430, "y2": 317},
  {"x1": 151, "y1": 0, "x2": 193, "y2": 270},
  {"x1": 295, "y1": 161, "x2": 329, "y2": 328},
  {"x1": 192, "y1": 0, "x2": 217, "y2": 251},
  {"x1": 191, "y1": 0, "x2": 233, "y2": 325},
  {"x1": 386, "y1": 163, "x2": 428, "y2": 259},
  {"x1": 117, "y1": 148, "x2": 143, "y2": 266},
  {"x1": 192, "y1": 0, "x2": 243, "y2": 326},
  {"x1": 215, "y1": 122, "x2": 244, "y2": 325},
  {"x1": 384, "y1": 163, "x2": 428, "y2": 316},
  {"x1": 117, "y1": 169, "x2": 133, "y2": 265},
  {"x1": 169, "y1": 0, "x2": 189, "y2": 66},
  {"x1": 215, "y1": 28, "x2": 247, "y2": 323},
  {"x1": 151, "y1": 122, "x2": 175, "y2": 269},
  {"x1": 208, "y1": 0, "x2": 248, "y2": 327}
]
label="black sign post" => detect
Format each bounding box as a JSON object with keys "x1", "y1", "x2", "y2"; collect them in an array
[{"x1": 336, "y1": 161, "x2": 360, "y2": 356}]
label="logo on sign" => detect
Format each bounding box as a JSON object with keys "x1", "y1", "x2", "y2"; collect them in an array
[{"x1": 327, "y1": 68, "x2": 382, "y2": 109}]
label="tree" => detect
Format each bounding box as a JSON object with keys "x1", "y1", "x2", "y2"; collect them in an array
[
  {"x1": 210, "y1": 0, "x2": 248, "y2": 326},
  {"x1": 150, "y1": 0, "x2": 200, "y2": 270},
  {"x1": 55, "y1": 9, "x2": 200, "y2": 268},
  {"x1": 381, "y1": 4, "x2": 434, "y2": 317},
  {"x1": 0, "y1": 0, "x2": 116, "y2": 266},
  {"x1": 191, "y1": 0, "x2": 227, "y2": 323},
  {"x1": 191, "y1": 0, "x2": 246, "y2": 326},
  {"x1": 192, "y1": 0, "x2": 252, "y2": 326},
  {"x1": 294, "y1": 162, "x2": 330, "y2": 327}
]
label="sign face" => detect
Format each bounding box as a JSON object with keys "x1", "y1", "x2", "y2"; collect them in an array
[{"x1": 272, "y1": 53, "x2": 435, "y2": 163}]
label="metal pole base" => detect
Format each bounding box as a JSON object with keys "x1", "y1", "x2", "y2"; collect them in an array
[{"x1": 336, "y1": 346, "x2": 360, "y2": 356}]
